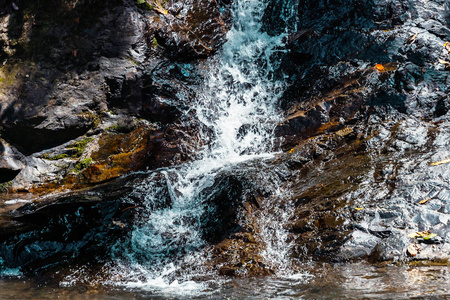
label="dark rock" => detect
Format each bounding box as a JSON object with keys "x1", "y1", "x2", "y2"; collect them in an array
[
  {"x1": 0, "y1": 177, "x2": 138, "y2": 274},
  {"x1": 1, "y1": 114, "x2": 95, "y2": 155},
  {"x1": 200, "y1": 175, "x2": 245, "y2": 243},
  {"x1": 0, "y1": 0, "x2": 224, "y2": 192},
  {"x1": 151, "y1": 0, "x2": 226, "y2": 59},
  {"x1": 0, "y1": 139, "x2": 24, "y2": 183}
]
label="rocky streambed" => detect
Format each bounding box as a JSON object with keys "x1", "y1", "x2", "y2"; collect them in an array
[{"x1": 0, "y1": 0, "x2": 449, "y2": 297}]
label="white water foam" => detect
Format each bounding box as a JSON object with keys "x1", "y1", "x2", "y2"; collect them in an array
[
  {"x1": 196, "y1": 0, "x2": 285, "y2": 160},
  {"x1": 3, "y1": 199, "x2": 32, "y2": 205}
]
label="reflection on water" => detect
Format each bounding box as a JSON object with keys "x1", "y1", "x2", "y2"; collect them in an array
[{"x1": 1, "y1": 263, "x2": 448, "y2": 299}]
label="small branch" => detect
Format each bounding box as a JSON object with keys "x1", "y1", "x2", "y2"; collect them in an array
[
  {"x1": 418, "y1": 188, "x2": 442, "y2": 205},
  {"x1": 431, "y1": 158, "x2": 450, "y2": 166}
]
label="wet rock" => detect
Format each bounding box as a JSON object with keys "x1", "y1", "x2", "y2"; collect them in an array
[
  {"x1": 0, "y1": 0, "x2": 148, "y2": 155},
  {"x1": 258, "y1": 0, "x2": 450, "y2": 266},
  {"x1": 0, "y1": 139, "x2": 24, "y2": 183},
  {"x1": 200, "y1": 175, "x2": 245, "y2": 243},
  {"x1": 0, "y1": 177, "x2": 137, "y2": 274},
  {"x1": 0, "y1": 0, "x2": 224, "y2": 193},
  {"x1": 25, "y1": 118, "x2": 202, "y2": 194},
  {"x1": 151, "y1": 0, "x2": 226, "y2": 59},
  {"x1": 271, "y1": 0, "x2": 450, "y2": 125},
  {"x1": 1, "y1": 108, "x2": 96, "y2": 155},
  {"x1": 201, "y1": 164, "x2": 282, "y2": 276}
]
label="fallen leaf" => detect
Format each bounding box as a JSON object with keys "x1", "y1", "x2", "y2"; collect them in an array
[
  {"x1": 121, "y1": 206, "x2": 138, "y2": 213},
  {"x1": 288, "y1": 148, "x2": 294, "y2": 154},
  {"x1": 407, "y1": 230, "x2": 438, "y2": 240},
  {"x1": 431, "y1": 158, "x2": 450, "y2": 166},
  {"x1": 375, "y1": 64, "x2": 385, "y2": 72},
  {"x1": 354, "y1": 207, "x2": 364, "y2": 211},
  {"x1": 444, "y1": 41, "x2": 450, "y2": 52},
  {"x1": 419, "y1": 197, "x2": 431, "y2": 205},
  {"x1": 423, "y1": 233, "x2": 438, "y2": 240},
  {"x1": 336, "y1": 127, "x2": 353, "y2": 137},
  {"x1": 418, "y1": 188, "x2": 442, "y2": 204},
  {"x1": 438, "y1": 59, "x2": 450, "y2": 65},
  {"x1": 407, "y1": 230, "x2": 430, "y2": 238},
  {"x1": 408, "y1": 33, "x2": 418, "y2": 44},
  {"x1": 407, "y1": 232, "x2": 420, "y2": 238}
]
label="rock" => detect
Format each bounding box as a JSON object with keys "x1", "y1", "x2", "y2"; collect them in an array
[
  {"x1": 264, "y1": 0, "x2": 450, "y2": 267},
  {"x1": 0, "y1": 0, "x2": 449, "y2": 280},
  {"x1": 0, "y1": 177, "x2": 137, "y2": 274},
  {"x1": 151, "y1": 0, "x2": 227, "y2": 59},
  {"x1": 200, "y1": 174, "x2": 246, "y2": 243},
  {"x1": 0, "y1": 139, "x2": 24, "y2": 183},
  {"x1": 0, "y1": 0, "x2": 149, "y2": 154},
  {"x1": 0, "y1": 0, "x2": 225, "y2": 193},
  {"x1": 407, "y1": 244, "x2": 421, "y2": 257}
]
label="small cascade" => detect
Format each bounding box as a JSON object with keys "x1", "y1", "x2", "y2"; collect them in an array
[
  {"x1": 196, "y1": 0, "x2": 286, "y2": 159},
  {"x1": 99, "y1": 0, "x2": 301, "y2": 292}
]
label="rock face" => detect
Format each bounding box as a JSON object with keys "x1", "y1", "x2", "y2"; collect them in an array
[
  {"x1": 0, "y1": 176, "x2": 138, "y2": 275},
  {"x1": 262, "y1": 0, "x2": 450, "y2": 266},
  {"x1": 0, "y1": 0, "x2": 227, "y2": 192},
  {"x1": 202, "y1": 0, "x2": 450, "y2": 274},
  {"x1": 0, "y1": 0, "x2": 449, "y2": 279}
]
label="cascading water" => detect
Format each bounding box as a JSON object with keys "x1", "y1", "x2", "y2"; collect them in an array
[
  {"x1": 91, "y1": 0, "x2": 297, "y2": 293},
  {"x1": 196, "y1": 1, "x2": 285, "y2": 159}
]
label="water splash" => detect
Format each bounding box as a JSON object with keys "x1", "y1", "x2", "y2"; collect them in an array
[
  {"x1": 197, "y1": 0, "x2": 286, "y2": 159},
  {"x1": 102, "y1": 0, "x2": 295, "y2": 291}
]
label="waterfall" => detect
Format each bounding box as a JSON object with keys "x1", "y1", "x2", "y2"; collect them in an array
[
  {"x1": 197, "y1": 0, "x2": 285, "y2": 159},
  {"x1": 92, "y1": 0, "x2": 296, "y2": 292}
]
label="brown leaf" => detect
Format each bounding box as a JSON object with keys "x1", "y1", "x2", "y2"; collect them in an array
[{"x1": 408, "y1": 33, "x2": 418, "y2": 44}]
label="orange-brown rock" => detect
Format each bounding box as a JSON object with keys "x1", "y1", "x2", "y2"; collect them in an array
[{"x1": 29, "y1": 122, "x2": 200, "y2": 194}]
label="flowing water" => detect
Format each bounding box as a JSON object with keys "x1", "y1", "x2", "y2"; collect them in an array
[
  {"x1": 1, "y1": 263, "x2": 449, "y2": 299},
  {"x1": 95, "y1": 0, "x2": 292, "y2": 293}
]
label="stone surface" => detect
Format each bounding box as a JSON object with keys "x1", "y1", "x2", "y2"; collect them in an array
[
  {"x1": 0, "y1": 0, "x2": 449, "y2": 278},
  {"x1": 0, "y1": 0, "x2": 226, "y2": 193},
  {"x1": 262, "y1": 0, "x2": 450, "y2": 266}
]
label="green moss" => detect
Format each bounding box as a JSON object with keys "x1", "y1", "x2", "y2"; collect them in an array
[
  {"x1": 106, "y1": 125, "x2": 119, "y2": 132},
  {"x1": 152, "y1": 37, "x2": 159, "y2": 47},
  {"x1": 80, "y1": 111, "x2": 100, "y2": 129},
  {"x1": 0, "y1": 68, "x2": 18, "y2": 85},
  {"x1": 0, "y1": 181, "x2": 12, "y2": 192},
  {"x1": 41, "y1": 153, "x2": 70, "y2": 160},
  {"x1": 92, "y1": 115, "x2": 100, "y2": 129},
  {"x1": 72, "y1": 157, "x2": 93, "y2": 173},
  {"x1": 41, "y1": 137, "x2": 93, "y2": 160},
  {"x1": 70, "y1": 137, "x2": 94, "y2": 158},
  {"x1": 137, "y1": 0, "x2": 154, "y2": 10},
  {"x1": 106, "y1": 123, "x2": 134, "y2": 133}
]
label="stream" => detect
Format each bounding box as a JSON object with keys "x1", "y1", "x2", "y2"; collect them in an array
[{"x1": 0, "y1": 0, "x2": 449, "y2": 298}]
